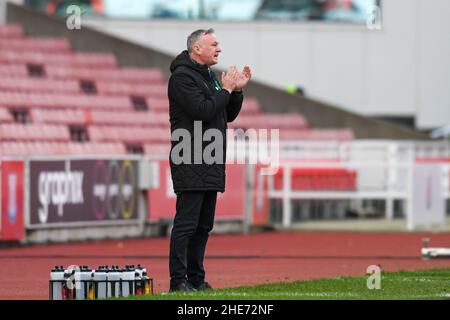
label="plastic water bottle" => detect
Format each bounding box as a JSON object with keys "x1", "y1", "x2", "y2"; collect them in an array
[
  {"x1": 49, "y1": 266, "x2": 65, "y2": 300},
  {"x1": 88, "y1": 269, "x2": 95, "y2": 300},
  {"x1": 142, "y1": 268, "x2": 150, "y2": 295},
  {"x1": 135, "y1": 264, "x2": 148, "y2": 295},
  {"x1": 134, "y1": 270, "x2": 143, "y2": 295},
  {"x1": 76, "y1": 266, "x2": 93, "y2": 300},
  {"x1": 93, "y1": 266, "x2": 108, "y2": 299},
  {"x1": 121, "y1": 265, "x2": 136, "y2": 297},
  {"x1": 63, "y1": 268, "x2": 76, "y2": 300},
  {"x1": 107, "y1": 266, "x2": 121, "y2": 298}
]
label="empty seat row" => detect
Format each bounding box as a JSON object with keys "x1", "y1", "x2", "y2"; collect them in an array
[
  {"x1": 0, "y1": 90, "x2": 265, "y2": 123},
  {"x1": 0, "y1": 141, "x2": 126, "y2": 156},
  {"x1": 0, "y1": 64, "x2": 165, "y2": 85},
  {"x1": 143, "y1": 143, "x2": 171, "y2": 157},
  {"x1": 145, "y1": 97, "x2": 169, "y2": 112},
  {"x1": 0, "y1": 23, "x2": 355, "y2": 158},
  {"x1": 0, "y1": 107, "x2": 13, "y2": 123},
  {"x1": 0, "y1": 92, "x2": 133, "y2": 110},
  {"x1": 0, "y1": 75, "x2": 168, "y2": 97},
  {"x1": 30, "y1": 109, "x2": 169, "y2": 127},
  {"x1": 45, "y1": 65, "x2": 165, "y2": 83},
  {"x1": 89, "y1": 110, "x2": 169, "y2": 126},
  {"x1": 273, "y1": 167, "x2": 357, "y2": 191},
  {"x1": 1, "y1": 141, "x2": 69, "y2": 156},
  {"x1": 0, "y1": 38, "x2": 71, "y2": 53},
  {"x1": 88, "y1": 126, "x2": 170, "y2": 144},
  {"x1": 279, "y1": 129, "x2": 354, "y2": 141},
  {"x1": 240, "y1": 98, "x2": 261, "y2": 114},
  {"x1": 142, "y1": 97, "x2": 261, "y2": 114},
  {"x1": 65, "y1": 142, "x2": 127, "y2": 155},
  {"x1": 0, "y1": 123, "x2": 70, "y2": 142},
  {"x1": 95, "y1": 81, "x2": 167, "y2": 97},
  {"x1": 0, "y1": 77, "x2": 80, "y2": 94},
  {"x1": 0, "y1": 24, "x2": 23, "y2": 38},
  {"x1": 31, "y1": 109, "x2": 86, "y2": 125},
  {"x1": 229, "y1": 113, "x2": 308, "y2": 130},
  {"x1": 0, "y1": 51, "x2": 117, "y2": 68},
  {"x1": 27, "y1": 109, "x2": 311, "y2": 132},
  {"x1": 0, "y1": 64, "x2": 28, "y2": 77}
]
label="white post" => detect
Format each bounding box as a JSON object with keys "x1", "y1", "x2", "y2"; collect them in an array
[
  {"x1": 282, "y1": 164, "x2": 292, "y2": 228},
  {"x1": 386, "y1": 143, "x2": 398, "y2": 220},
  {"x1": 243, "y1": 163, "x2": 254, "y2": 234},
  {"x1": 406, "y1": 143, "x2": 415, "y2": 231}
]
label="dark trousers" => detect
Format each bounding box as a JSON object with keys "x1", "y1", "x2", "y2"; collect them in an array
[{"x1": 169, "y1": 191, "x2": 217, "y2": 287}]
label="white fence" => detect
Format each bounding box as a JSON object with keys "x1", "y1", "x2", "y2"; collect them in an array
[{"x1": 267, "y1": 140, "x2": 450, "y2": 230}]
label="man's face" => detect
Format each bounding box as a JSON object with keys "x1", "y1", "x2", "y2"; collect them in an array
[{"x1": 196, "y1": 33, "x2": 221, "y2": 66}]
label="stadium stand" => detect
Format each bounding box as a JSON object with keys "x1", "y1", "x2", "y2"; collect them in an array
[
  {"x1": 274, "y1": 167, "x2": 357, "y2": 191},
  {"x1": 0, "y1": 23, "x2": 353, "y2": 157}
]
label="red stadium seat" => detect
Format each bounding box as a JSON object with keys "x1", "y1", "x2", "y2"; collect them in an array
[
  {"x1": 31, "y1": 109, "x2": 86, "y2": 125},
  {"x1": 0, "y1": 38, "x2": 71, "y2": 53},
  {"x1": 0, "y1": 51, "x2": 117, "y2": 68},
  {"x1": 146, "y1": 97, "x2": 169, "y2": 112},
  {"x1": 45, "y1": 66, "x2": 164, "y2": 83},
  {"x1": 0, "y1": 24, "x2": 24, "y2": 38},
  {"x1": 88, "y1": 126, "x2": 170, "y2": 144},
  {"x1": 0, "y1": 141, "x2": 28, "y2": 155},
  {"x1": 143, "y1": 143, "x2": 171, "y2": 156},
  {"x1": 231, "y1": 113, "x2": 308, "y2": 130},
  {"x1": 0, "y1": 107, "x2": 12, "y2": 123},
  {"x1": 0, "y1": 92, "x2": 133, "y2": 110},
  {"x1": 90, "y1": 110, "x2": 169, "y2": 127},
  {"x1": 30, "y1": 142, "x2": 69, "y2": 155},
  {"x1": 0, "y1": 77, "x2": 80, "y2": 94},
  {"x1": 240, "y1": 98, "x2": 261, "y2": 114},
  {"x1": 0, "y1": 141, "x2": 129, "y2": 156},
  {"x1": 0, "y1": 123, "x2": 70, "y2": 142},
  {"x1": 279, "y1": 129, "x2": 354, "y2": 141},
  {"x1": 68, "y1": 142, "x2": 126, "y2": 155},
  {"x1": 0, "y1": 64, "x2": 28, "y2": 77},
  {"x1": 95, "y1": 81, "x2": 168, "y2": 97},
  {"x1": 274, "y1": 166, "x2": 357, "y2": 191},
  {"x1": 116, "y1": 67, "x2": 165, "y2": 82}
]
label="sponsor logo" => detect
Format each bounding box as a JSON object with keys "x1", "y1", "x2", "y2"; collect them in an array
[
  {"x1": 38, "y1": 168, "x2": 84, "y2": 224},
  {"x1": 92, "y1": 160, "x2": 136, "y2": 220}
]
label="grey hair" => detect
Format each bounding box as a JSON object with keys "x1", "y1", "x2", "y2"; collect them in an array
[{"x1": 187, "y1": 28, "x2": 215, "y2": 54}]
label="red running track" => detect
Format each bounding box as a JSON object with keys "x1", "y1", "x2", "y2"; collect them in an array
[{"x1": 1, "y1": 231, "x2": 450, "y2": 299}]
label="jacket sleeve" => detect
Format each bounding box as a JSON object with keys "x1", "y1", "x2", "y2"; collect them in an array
[
  {"x1": 169, "y1": 73, "x2": 230, "y2": 122},
  {"x1": 226, "y1": 91, "x2": 244, "y2": 123}
]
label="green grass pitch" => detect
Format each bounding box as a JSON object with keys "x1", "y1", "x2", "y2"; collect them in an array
[{"x1": 122, "y1": 268, "x2": 450, "y2": 300}]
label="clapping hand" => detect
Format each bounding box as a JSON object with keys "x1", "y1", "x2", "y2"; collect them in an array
[
  {"x1": 235, "y1": 66, "x2": 252, "y2": 91},
  {"x1": 221, "y1": 66, "x2": 239, "y2": 93}
]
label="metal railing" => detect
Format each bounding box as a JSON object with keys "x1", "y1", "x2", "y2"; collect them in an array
[{"x1": 266, "y1": 140, "x2": 450, "y2": 230}]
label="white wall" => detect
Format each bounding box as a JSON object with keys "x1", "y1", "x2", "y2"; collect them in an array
[
  {"x1": 417, "y1": 0, "x2": 450, "y2": 129},
  {"x1": 0, "y1": 0, "x2": 8, "y2": 24},
  {"x1": 7, "y1": 0, "x2": 447, "y2": 130},
  {"x1": 1, "y1": 0, "x2": 24, "y2": 23}
]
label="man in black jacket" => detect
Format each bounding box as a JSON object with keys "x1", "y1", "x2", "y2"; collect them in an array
[{"x1": 167, "y1": 28, "x2": 252, "y2": 292}]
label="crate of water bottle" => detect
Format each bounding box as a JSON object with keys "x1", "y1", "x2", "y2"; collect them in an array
[{"x1": 49, "y1": 264, "x2": 153, "y2": 300}]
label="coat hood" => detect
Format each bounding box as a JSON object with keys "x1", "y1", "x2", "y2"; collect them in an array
[{"x1": 170, "y1": 50, "x2": 210, "y2": 78}]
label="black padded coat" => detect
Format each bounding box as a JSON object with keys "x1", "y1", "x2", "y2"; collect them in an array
[{"x1": 168, "y1": 50, "x2": 243, "y2": 194}]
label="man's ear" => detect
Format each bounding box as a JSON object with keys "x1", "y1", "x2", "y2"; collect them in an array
[{"x1": 193, "y1": 43, "x2": 202, "y2": 55}]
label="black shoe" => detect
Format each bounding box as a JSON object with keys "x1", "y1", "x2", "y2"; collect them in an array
[
  {"x1": 169, "y1": 281, "x2": 197, "y2": 292},
  {"x1": 193, "y1": 282, "x2": 213, "y2": 291}
]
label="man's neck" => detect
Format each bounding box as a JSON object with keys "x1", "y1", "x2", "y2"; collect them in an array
[{"x1": 189, "y1": 54, "x2": 208, "y2": 67}]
